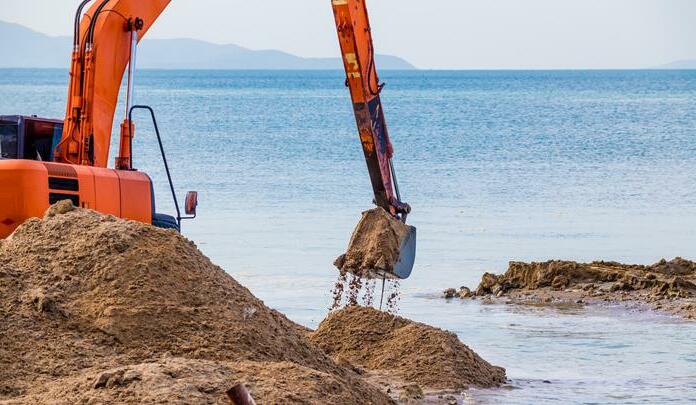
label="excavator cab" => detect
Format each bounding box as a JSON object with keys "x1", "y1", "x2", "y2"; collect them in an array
[
  {"x1": 0, "y1": 116, "x2": 63, "y2": 161},
  {"x1": 0, "y1": 2, "x2": 193, "y2": 240},
  {"x1": 0, "y1": 113, "x2": 195, "y2": 239}
]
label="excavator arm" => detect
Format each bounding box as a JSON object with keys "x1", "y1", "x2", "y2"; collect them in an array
[
  {"x1": 331, "y1": 0, "x2": 415, "y2": 280},
  {"x1": 55, "y1": 0, "x2": 170, "y2": 169},
  {"x1": 331, "y1": 0, "x2": 411, "y2": 221}
]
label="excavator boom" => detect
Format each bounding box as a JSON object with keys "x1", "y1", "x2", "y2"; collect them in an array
[{"x1": 56, "y1": 0, "x2": 170, "y2": 168}]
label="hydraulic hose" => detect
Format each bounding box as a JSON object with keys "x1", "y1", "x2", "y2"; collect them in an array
[
  {"x1": 367, "y1": 42, "x2": 385, "y2": 96},
  {"x1": 86, "y1": 0, "x2": 112, "y2": 46},
  {"x1": 73, "y1": 0, "x2": 94, "y2": 47},
  {"x1": 77, "y1": 0, "x2": 110, "y2": 98}
]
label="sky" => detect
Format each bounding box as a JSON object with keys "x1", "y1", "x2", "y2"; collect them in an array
[{"x1": 1, "y1": 0, "x2": 695, "y2": 69}]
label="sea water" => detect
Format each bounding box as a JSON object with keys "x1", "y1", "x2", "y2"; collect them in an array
[{"x1": 1, "y1": 69, "x2": 695, "y2": 403}]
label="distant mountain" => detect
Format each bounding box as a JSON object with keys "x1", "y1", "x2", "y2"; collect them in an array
[
  {"x1": 657, "y1": 60, "x2": 696, "y2": 69},
  {"x1": 0, "y1": 20, "x2": 415, "y2": 70}
]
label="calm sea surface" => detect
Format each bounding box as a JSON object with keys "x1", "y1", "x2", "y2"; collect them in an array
[{"x1": 2, "y1": 69, "x2": 695, "y2": 403}]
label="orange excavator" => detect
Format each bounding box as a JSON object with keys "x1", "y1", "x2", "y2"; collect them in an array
[{"x1": 0, "y1": 0, "x2": 415, "y2": 278}]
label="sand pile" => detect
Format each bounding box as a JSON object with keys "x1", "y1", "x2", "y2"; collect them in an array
[
  {"x1": 310, "y1": 306, "x2": 506, "y2": 391},
  {"x1": 334, "y1": 208, "x2": 413, "y2": 279},
  {"x1": 461, "y1": 259, "x2": 696, "y2": 319},
  {"x1": 10, "y1": 358, "x2": 387, "y2": 404},
  {"x1": 0, "y1": 202, "x2": 390, "y2": 404}
]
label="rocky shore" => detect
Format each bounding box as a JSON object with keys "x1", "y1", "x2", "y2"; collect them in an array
[{"x1": 447, "y1": 259, "x2": 696, "y2": 320}]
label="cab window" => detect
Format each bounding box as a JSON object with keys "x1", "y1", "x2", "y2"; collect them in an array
[
  {"x1": 0, "y1": 121, "x2": 18, "y2": 159},
  {"x1": 25, "y1": 120, "x2": 59, "y2": 161}
]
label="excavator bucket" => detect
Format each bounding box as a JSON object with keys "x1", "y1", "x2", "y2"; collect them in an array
[
  {"x1": 393, "y1": 226, "x2": 417, "y2": 279},
  {"x1": 334, "y1": 208, "x2": 416, "y2": 280}
]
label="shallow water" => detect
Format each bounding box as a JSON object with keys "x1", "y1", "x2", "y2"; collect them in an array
[
  {"x1": 410, "y1": 298, "x2": 696, "y2": 404},
  {"x1": 2, "y1": 68, "x2": 696, "y2": 403}
]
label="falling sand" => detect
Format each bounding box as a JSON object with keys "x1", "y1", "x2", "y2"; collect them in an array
[{"x1": 331, "y1": 273, "x2": 401, "y2": 312}]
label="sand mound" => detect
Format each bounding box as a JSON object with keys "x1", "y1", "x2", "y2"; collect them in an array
[
  {"x1": 334, "y1": 208, "x2": 413, "y2": 278},
  {"x1": 12, "y1": 358, "x2": 380, "y2": 405},
  {"x1": 0, "y1": 203, "x2": 390, "y2": 404},
  {"x1": 467, "y1": 259, "x2": 696, "y2": 319},
  {"x1": 309, "y1": 306, "x2": 506, "y2": 390}
]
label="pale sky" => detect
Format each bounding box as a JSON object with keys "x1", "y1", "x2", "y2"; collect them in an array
[{"x1": 2, "y1": 0, "x2": 695, "y2": 69}]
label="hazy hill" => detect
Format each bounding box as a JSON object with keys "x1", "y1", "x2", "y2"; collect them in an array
[
  {"x1": 658, "y1": 60, "x2": 696, "y2": 69},
  {"x1": 0, "y1": 20, "x2": 415, "y2": 70}
]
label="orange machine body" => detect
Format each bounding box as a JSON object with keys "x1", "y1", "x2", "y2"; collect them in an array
[
  {"x1": 0, "y1": 159, "x2": 152, "y2": 238},
  {"x1": 0, "y1": 0, "x2": 170, "y2": 238}
]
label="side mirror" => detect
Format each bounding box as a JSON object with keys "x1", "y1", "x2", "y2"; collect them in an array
[{"x1": 185, "y1": 191, "x2": 198, "y2": 216}]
